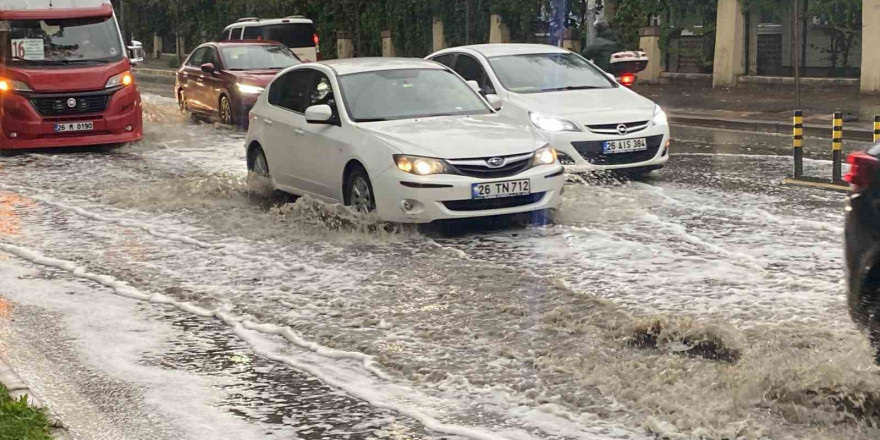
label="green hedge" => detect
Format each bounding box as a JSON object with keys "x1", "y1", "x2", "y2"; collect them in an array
[{"x1": 116, "y1": 0, "x2": 549, "y2": 59}]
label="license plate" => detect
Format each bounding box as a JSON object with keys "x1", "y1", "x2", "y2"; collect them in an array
[
  {"x1": 604, "y1": 137, "x2": 647, "y2": 154},
  {"x1": 472, "y1": 179, "x2": 530, "y2": 199},
  {"x1": 54, "y1": 122, "x2": 93, "y2": 133}
]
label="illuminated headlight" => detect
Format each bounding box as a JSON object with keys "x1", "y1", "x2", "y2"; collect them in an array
[
  {"x1": 0, "y1": 78, "x2": 32, "y2": 92},
  {"x1": 394, "y1": 155, "x2": 451, "y2": 176},
  {"x1": 652, "y1": 105, "x2": 667, "y2": 126},
  {"x1": 529, "y1": 112, "x2": 581, "y2": 132},
  {"x1": 237, "y1": 83, "x2": 265, "y2": 95},
  {"x1": 531, "y1": 145, "x2": 558, "y2": 166},
  {"x1": 105, "y1": 71, "x2": 133, "y2": 88}
]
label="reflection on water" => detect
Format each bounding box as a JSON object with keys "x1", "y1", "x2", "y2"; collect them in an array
[{"x1": 0, "y1": 192, "x2": 32, "y2": 236}]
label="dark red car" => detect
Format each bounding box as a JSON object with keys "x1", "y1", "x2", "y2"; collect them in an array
[{"x1": 175, "y1": 40, "x2": 300, "y2": 126}]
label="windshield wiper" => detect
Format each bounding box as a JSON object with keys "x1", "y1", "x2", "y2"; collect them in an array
[
  {"x1": 541, "y1": 85, "x2": 601, "y2": 92},
  {"x1": 355, "y1": 118, "x2": 391, "y2": 122}
]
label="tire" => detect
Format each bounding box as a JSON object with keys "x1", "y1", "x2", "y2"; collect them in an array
[
  {"x1": 219, "y1": 95, "x2": 234, "y2": 125},
  {"x1": 178, "y1": 89, "x2": 187, "y2": 112},
  {"x1": 248, "y1": 146, "x2": 270, "y2": 177},
  {"x1": 344, "y1": 166, "x2": 376, "y2": 214}
]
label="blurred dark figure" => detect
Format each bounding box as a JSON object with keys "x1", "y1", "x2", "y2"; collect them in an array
[{"x1": 582, "y1": 21, "x2": 622, "y2": 72}]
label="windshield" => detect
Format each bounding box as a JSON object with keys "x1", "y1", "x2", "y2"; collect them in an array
[
  {"x1": 246, "y1": 23, "x2": 316, "y2": 48},
  {"x1": 338, "y1": 69, "x2": 491, "y2": 122},
  {"x1": 2, "y1": 17, "x2": 124, "y2": 66},
  {"x1": 221, "y1": 45, "x2": 300, "y2": 70},
  {"x1": 488, "y1": 52, "x2": 615, "y2": 93}
]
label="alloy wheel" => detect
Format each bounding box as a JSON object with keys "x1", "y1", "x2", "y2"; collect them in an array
[
  {"x1": 350, "y1": 175, "x2": 375, "y2": 213},
  {"x1": 220, "y1": 96, "x2": 232, "y2": 125}
]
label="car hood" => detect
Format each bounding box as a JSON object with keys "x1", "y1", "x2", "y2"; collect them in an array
[
  {"x1": 7, "y1": 60, "x2": 129, "y2": 93},
  {"x1": 227, "y1": 70, "x2": 280, "y2": 87},
  {"x1": 358, "y1": 114, "x2": 544, "y2": 159},
  {"x1": 509, "y1": 87, "x2": 657, "y2": 125}
]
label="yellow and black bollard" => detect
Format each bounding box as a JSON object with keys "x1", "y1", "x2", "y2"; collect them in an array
[
  {"x1": 793, "y1": 110, "x2": 804, "y2": 178},
  {"x1": 874, "y1": 115, "x2": 880, "y2": 143},
  {"x1": 833, "y1": 111, "x2": 843, "y2": 182}
]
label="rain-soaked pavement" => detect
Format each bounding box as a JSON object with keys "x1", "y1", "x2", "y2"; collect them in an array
[{"x1": 1, "y1": 94, "x2": 879, "y2": 440}]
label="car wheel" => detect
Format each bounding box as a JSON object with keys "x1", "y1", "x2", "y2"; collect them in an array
[
  {"x1": 219, "y1": 95, "x2": 234, "y2": 125},
  {"x1": 178, "y1": 90, "x2": 187, "y2": 112},
  {"x1": 249, "y1": 147, "x2": 270, "y2": 177},
  {"x1": 345, "y1": 166, "x2": 376, "y2": 214}
]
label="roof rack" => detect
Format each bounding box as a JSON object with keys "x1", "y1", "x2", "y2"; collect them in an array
[
  {"x1": 284, "y1": 15, "x2": 305, "y2": 19},
  {"x1": 235, "y1": 17, "x2": 260, "y2": 23}
]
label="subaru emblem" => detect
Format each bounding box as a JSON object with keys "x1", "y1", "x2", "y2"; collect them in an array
[
  {"x1": 616, "y1": 124, "x2": 628, "y2": 135},
  {"x1": 67, "y1": 98, "x2": 77, "y2": 108},
  {"x1": 486, "y1": 157, "x2": 505, "y2": 168}
]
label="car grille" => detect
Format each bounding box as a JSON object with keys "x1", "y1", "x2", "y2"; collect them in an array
[
  {"x1": 442, "y1": 192, "x2": 545, "y2": 212},
  {"x1": 30, "y1": 93, "x2": 110, "y2": 116},
  {"x1": 572, "y1": 134, "x2": 664, "y2": 165},
  {"x1": 586, "y1": 120, "x2": 650, "y2": 135},
  {"x1": 447, "y1": 152, "x2": 533, "y2": 179}
]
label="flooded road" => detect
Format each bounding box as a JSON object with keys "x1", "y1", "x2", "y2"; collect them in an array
[{"x1": 0, "y1": 94, "x2": 878, "y2": 440}]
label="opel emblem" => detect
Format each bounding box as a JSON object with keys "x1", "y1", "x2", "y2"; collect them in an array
[
  {"x1": 486, "y1": 157, "x2": 505, "y2": 168},
  {"x1": 66, "y1": 98, "x2": 77, "y2": 108},
  {"x1": 616, "y1": 124, "x2": 628, "y2": 135}
]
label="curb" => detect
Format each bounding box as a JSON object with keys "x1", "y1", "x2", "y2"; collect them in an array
[
  {"x1": 0, "y1": 359, "x2": 72, "y2": 440},
  {"x1": 669, "y1": 113, "x2": 876, "y2": 143},
  {"x1": 134, "y1": 72, "x2": 176, "y2": 86}
]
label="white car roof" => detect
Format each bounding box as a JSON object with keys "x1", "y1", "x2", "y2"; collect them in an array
[
  {"x1": 321, "y1": 58, "x2": 447, "y2": 76},
  {"x1": 224, "y1": 17, "x2": 313, "y2": 28},
  {"x1": 445, "y1": 43, "x2": 570, "y2": 58},
  {"x1": 0, "y1": 0, "x2": 107, "y2": 8}
]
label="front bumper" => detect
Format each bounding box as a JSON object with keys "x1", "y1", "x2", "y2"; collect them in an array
[
  {"x1": 0, "y1": 85, "x2": 143, "y2": 150},
  {"x1": 544, "y1": 124, "x2": 670, "y2": 172},
  {"x1": 372, "y1": 164, "x2": 566, "y2": 223}
]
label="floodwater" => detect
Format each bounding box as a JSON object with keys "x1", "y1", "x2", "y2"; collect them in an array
[{"x1": 0, "y1": 94, "x2": 877, "y2": 440}]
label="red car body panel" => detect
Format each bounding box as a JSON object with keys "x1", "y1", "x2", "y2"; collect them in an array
[
  {"x1": 0, "y1": 3, "x2": 143, "y2": 151},
  {"x1": 176, "y1": 41, "x2": 296, "y2": 125}
]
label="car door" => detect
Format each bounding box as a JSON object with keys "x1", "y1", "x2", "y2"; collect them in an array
[
  {"x1": 296, "y1": 70, "x2": 347, "y2": 200},
  {"x1": 451, "y1": 53, "x2": 497, "y2": 96},
  {"x1": 181, "y1": 47, "x2": 208, "y2": 111},
  {"x1": 262, "y1": 69, "x2": 312, "y2": 191},
  {"x1": 200, "y1": 46, "x2": 225, "y2": 114}
]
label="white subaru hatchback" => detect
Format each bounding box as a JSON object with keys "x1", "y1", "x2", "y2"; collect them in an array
[
  {"x1": 244, "y1": 58, "x2": 564, "y2": 223},
  {"x1": 427, "y1": 44, "x2": 670, "y2": 174}
]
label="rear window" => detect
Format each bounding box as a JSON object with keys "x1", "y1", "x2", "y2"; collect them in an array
[{"x1": 250, "y1": 23, "x2": 316, "y2": 48}]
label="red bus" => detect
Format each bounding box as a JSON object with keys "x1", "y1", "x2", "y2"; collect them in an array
[{"x1": 0, "y1": 0, "x2": 142, "y2": 153}]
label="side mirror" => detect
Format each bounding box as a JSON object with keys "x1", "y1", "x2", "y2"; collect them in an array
[
  {"x1": 200, "y1": 63, "x2": 216, "y2": 74},
  {"x1": 305, "y1": 104, "x2": 334, "y2": 124},
  {"x1": 466, "y1": 80, "x2": 482, "y2": 94},
  {"x1": 485, "y1": 94, "x2": 503, "y2": 111},
  {"x1": 127, "y1": 40, "x2": 144, "y2": 65}
]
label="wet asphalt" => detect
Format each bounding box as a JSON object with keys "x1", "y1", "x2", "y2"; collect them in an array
[{"x1": 0, "y1": 94, "x2": 878, "y2": 440}]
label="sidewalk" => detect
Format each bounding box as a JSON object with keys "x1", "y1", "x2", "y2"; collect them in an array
[{"x1": 636, "y1": 83, "x2": 880, "y2": 141}]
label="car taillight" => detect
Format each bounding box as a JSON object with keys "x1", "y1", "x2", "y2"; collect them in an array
[
  {"x1": 313, "y1": 33, "x2": 320, "y2": 46},
  {"x1": 619, "y1": 73, "x2": 636, "y2": 87},
  {"x1": 844, "y1": 152, "x2": 880, "y2": 192}
]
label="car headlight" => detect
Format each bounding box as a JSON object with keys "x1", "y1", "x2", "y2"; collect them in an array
[
  {"x1": 0, "y1": 78, "x2": 33, "y2": 92},
  {"x1": 394, "y1": 155, "x2": 451, "y2": 175},
  {"x1": 237, "y1": 83, "x2": 265, "y2": 95},
  {"x1": 529, "y1": 112, "x2": 581, "y2": 132},
  {"x1": 105, "y1": 71, "x2": 133, "y2": 88},
  {"x1": 652, "y1": 105, "x2": 667, "y2": 126},
  {"x1": 531, "y1": 145, "x2": 558, "y2": 166}
]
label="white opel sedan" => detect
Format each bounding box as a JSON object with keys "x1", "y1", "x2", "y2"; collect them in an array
[
  {"x1": 427, "y1": 44, "x2": 670, "y2": 174},
  {"x1": 244, "y1": 58, "x2": 565, "y2": 223}
]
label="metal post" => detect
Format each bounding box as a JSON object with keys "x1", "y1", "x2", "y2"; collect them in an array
[
  {"x1": 833, "y1": 111, "x2": 843, "y2": 183},
  {"x1": 793, "y1": 110, "x2": 804, "y2": 178},
  {"x1": 793, "y1": 0, "x2": 801, "y2": 109},
  {"x1": 874, "y1": 115, "x2": 880, "y2": 143}
]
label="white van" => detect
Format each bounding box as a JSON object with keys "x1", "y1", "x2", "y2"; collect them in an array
[{"x1": 221, "y1": 16, "x2": 320, "y2": 62}]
